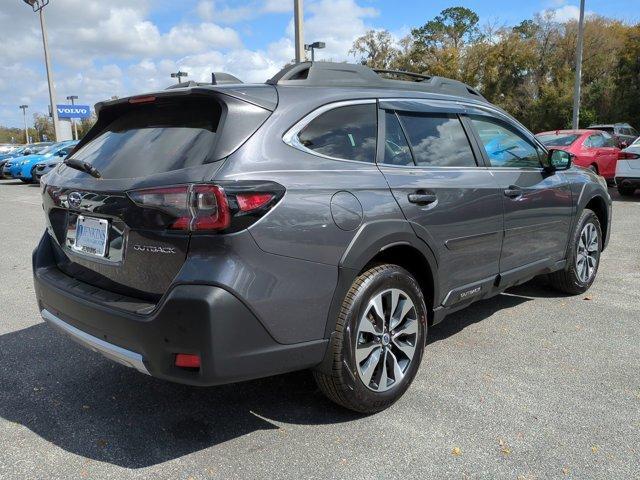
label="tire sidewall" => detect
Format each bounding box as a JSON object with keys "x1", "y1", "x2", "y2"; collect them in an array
[
  {"x1": 566, "y1": 210, "x2": 602, "y2": 291},
  {"x1": 339, "y1": 266, "x2": 427, "y2": 409}
]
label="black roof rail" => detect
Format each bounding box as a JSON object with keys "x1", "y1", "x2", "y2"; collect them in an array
[{"x1": 267, "y1": 62, "x2": 486, "y2": 101}]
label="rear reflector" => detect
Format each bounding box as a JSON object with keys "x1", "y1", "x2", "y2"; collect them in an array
[{"x1": 175, "y1": 353, "x2": 201, "y2": 369}]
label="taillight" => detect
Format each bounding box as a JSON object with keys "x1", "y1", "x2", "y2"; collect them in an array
[
  {"x1": 127, "y1": 182, "x2": 283, "y2": 233},
  {"x1": 236, "y1": 192, "x2": 274, "y2": 212},
  {"x1": 620, "y1": 151, "x2": 640, "y2": 160}
]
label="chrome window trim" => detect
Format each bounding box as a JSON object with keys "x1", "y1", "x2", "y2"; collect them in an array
[{"x1": 282, "y1": 99, "x2": 378, "y2": 163}]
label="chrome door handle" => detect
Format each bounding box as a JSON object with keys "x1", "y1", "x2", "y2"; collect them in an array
[{"x1": 503, "y1": 187, "x2": 523, "y2": 198}]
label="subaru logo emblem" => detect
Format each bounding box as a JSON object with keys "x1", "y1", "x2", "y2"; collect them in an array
[{"x1": 68, "y1": 192, "x2": 82, "y2": 209}]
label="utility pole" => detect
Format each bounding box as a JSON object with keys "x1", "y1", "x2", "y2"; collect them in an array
[
  {"x1": 571, "y1": 0, "x2": 586, "y2": 129},
  {"x1": 23, "y1": 0, "x2": 61, "y2": 141},
  {"x1": 19, "y1": 105, "x2": 29, "y2": 144},
  {"x1": 294, "y1": 0, "x2": 305, "y2": 63},
  {"x1": 67, "y1": 95, "x2": 78, "y2": 140}
]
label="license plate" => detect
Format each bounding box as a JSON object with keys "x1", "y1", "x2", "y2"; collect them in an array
[{"x1": 73, "y1": 216, "x2": 109, "y2": 257}]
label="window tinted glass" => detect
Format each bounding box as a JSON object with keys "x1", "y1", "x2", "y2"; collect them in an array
[
  {"x1": 383, "y1": 111, "x2": 413, "y2": 166},
  {"x1": 297, "y1": 104, "x2": 377, "y2": 163},
  {"x1": 601, "y1": 132, "x2": 616, "y2": 147},
  {"x1": 536, "y1": 133, "x2": 580, "y2": 147},
  {"x1": 69, "y1": 98, "x2": 221, "y2": 179},
  {"x1": 471, "y1": 116, "x2": 540, "y2": 168},
  {"x1": 397, "y1": 113, "x2": 475, "y2": 167},
  {"x1": 588, "y1": 134, "x2": 605, "y2": 148}
]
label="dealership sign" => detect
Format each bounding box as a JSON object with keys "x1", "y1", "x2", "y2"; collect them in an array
[{"x1": 56, "y1": 104, "x2": 92, "y2": 119}]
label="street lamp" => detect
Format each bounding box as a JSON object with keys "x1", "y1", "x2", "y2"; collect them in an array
[
  {"x1": 23, "y1": 0, "x2": 61, "y2": 141},
  {"x1": 19, "y1": 105, "x2": 29, "y2": 145},
  {"x1": 304, "y1": 41, "x2": 325, "y2": 62},
  {"x1": 170, "y1": 71, "x2": 189, "y2": 84},
  {"x1": 66, "y1": 95, "x2": 78, "y2": 140}
]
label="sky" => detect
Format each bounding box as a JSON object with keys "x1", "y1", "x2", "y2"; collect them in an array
[{"x1": 0, "y1": 0, "x2": 636, "y2": 129}]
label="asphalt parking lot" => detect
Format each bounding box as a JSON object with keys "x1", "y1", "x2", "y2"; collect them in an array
[{"x1": 0, "y1": 180, "x2": 638, "y2": 479}]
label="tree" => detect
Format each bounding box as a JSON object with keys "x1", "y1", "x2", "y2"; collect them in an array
[
  {"x1": 33, "y1": 113, "x2": 55, "y2": 142},
  {"x1": 411, "y1": 7, "x2": 480, "y2": 51},
  {"x1": 350, "y1": 30, "x2": 399, "y2": 69}
]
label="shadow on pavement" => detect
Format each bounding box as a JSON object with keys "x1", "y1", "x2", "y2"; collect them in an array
[
  {"x1": 0, "y1": 323, "x2": 359, "y2": 469},
  {"x1": 0, "y1": 278, "x2": 567, "y2": 468}
]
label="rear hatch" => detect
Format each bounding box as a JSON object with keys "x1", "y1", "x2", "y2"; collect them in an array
[{"x1": 41, "y1": 86, "x2": 276, "y2": 301}]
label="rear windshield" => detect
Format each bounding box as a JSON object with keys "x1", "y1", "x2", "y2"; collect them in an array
[
  {"x1": 68, "y1": 98, "x2": 221, "y2": 179},
  {"x1": 591, "y1": 126, "x2": 614, "y2": 134},
  {"x1": 536, "y1": 133, "x2": 580, "y2": 147}
]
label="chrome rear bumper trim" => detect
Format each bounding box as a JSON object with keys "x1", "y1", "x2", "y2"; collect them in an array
[{"x1": 41, "y1": 309, "x2": 150, "y2": 375}]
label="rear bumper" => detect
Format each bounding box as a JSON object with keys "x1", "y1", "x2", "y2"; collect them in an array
[
  {"x1": 33, "y1": 235, "x2": 328, "y2": 387},
  {"x1": 615, "y1": 177, "x2": 640, "y2": 188}
]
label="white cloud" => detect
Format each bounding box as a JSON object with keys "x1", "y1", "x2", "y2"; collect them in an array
[
  {"x1": 0, "y1": 0, "x2": 378, "y2": 128},
  {"x1": 542, "y1": 3, "x2": 593, "y2": 22}
]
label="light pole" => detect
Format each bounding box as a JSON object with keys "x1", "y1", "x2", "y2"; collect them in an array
[
  {"x1": 23, "y1": 0, "x2": 60, "y2": 142},
  {"x1": 67, "y1": 95, "x2": 78, "y2": 140},
  {"x1": 571, "y1": 0, "x2": 586, "y2": 129},
  {"x1": 304, "y1": 41, "x2": 325, "y2": 62},
  {"x1": 170, "y1": 71, "x2": 189, "y2": 84},
  {"x1": 19, "y1": 105, "x2": 29, "y2": 144},
  {"x1": 294, "y1": 0, "x2": 305, "y2": 62}
]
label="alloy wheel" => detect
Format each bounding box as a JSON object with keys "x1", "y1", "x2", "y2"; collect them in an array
[
  {"x1": 355, "y1": 288, "x2": 419, "y2": 392},
  {"x1": 576, "y1": 223, "x2": 599, "y2": 283}
]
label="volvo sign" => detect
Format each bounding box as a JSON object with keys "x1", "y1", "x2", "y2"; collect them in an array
[{"x1": 56, "y1": 104, "x2": 91, "y2": 119}]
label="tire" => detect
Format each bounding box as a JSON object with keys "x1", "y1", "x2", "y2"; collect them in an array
[
  {"x1": 30, "y1": 167, "x2": 38, "y2": 184},
  {"x1": 314, "y1": 264, "x2": 428, "y2": 413},
  {"x1": 548, "y1": 209, "x2": 602, "y2": 295},
  {"x1": 617, "y1": 185, "x2": 635, "y2": 197},
  {"x1": 19, "y1": 178, "x2": 29, "y2": 184},
  {"x1": 588, "y1": 164, "x2": 598, "y2": 174}
]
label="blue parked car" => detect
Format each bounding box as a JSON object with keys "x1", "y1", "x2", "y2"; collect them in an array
[{"x1": 4, "y1": 141, "x2": 78, "y2": 183}]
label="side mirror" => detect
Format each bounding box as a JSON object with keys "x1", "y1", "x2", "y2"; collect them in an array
[
  {"x1": 56, "y1": 150, "x2": 66, "y2": 157},
  {"x1": 545, "y1": 149, "x2": 572, "y2": 172}
]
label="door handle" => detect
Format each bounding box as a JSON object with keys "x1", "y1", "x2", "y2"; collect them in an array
[
  {"x1": 408, "y1": 191, "x2": 437, "y2": 205},
  {"x1": 503, "y1": 186, "x2": 523, "y2": 199}
]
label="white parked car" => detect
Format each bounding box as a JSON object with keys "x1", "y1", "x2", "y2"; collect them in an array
[{"x1": 615, "y1": 137, "x2": 640, "y2": 196}]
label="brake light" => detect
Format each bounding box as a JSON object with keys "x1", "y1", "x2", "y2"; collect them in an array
[
  {"x1": 127, "y1": 181, "x2": 285, "y2": 233},
  {"x1": 620, "y1": 151, "x2": 640, "y2": 160},
  {"x1": 236, "y1": 192, "x2": 274, "y2": 212},
  {"x1": 128, "y1": 95, "x2": 156, "y2": 104},
  {"x1": 128, "y1": 184, "x2": 230, "y2": 232}
]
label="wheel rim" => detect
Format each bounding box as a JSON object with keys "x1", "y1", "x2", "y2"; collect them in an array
[
  {"x1": 355, "y1": 288, "x2": 419, "y2": 392},
  {"x1": 576, "y1": 223, "x2": 599, "y2": 283}
]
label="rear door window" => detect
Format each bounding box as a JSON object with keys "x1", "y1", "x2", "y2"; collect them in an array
[
  {"x1": 396, "y1": 113, "x2": 476, "y2": 167},
  {"x1": 297, "y1": 103, "x2": 377, "y2": 163},
  {"x1": 382, "y1": 111, "x2": 413, "y2": 166},
  {"x1": 68, "y1": 97, "x2": 221, "y2": 179},
  {"x1": 587, "y1": 134, "x2": 605, "y2": 148}
]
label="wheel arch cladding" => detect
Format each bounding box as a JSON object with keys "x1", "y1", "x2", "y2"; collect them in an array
[
  {"x1": 584, "y1": 196, "x2": 608, "y2": 249},
  {"x1": 324, "y1": 220, "x2": 439, "y2": 338}
]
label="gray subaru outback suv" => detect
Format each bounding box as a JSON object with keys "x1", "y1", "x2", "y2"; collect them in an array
[{"x1": 33, "y1": 62, "x2": 611, "y2": 413}]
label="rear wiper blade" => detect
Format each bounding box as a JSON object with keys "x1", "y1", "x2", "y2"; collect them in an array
[{"x1": 63, "y1": 158, "x2": 102, "y2": 178}]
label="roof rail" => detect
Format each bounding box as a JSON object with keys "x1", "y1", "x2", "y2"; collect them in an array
[{"x1": 267, "y1": 62, "x2": 486, "y2": 102}]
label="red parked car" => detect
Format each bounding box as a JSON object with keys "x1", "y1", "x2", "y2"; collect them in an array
[{"x1": 536, "y1": 129, "x2": 621, "y2": 181}]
